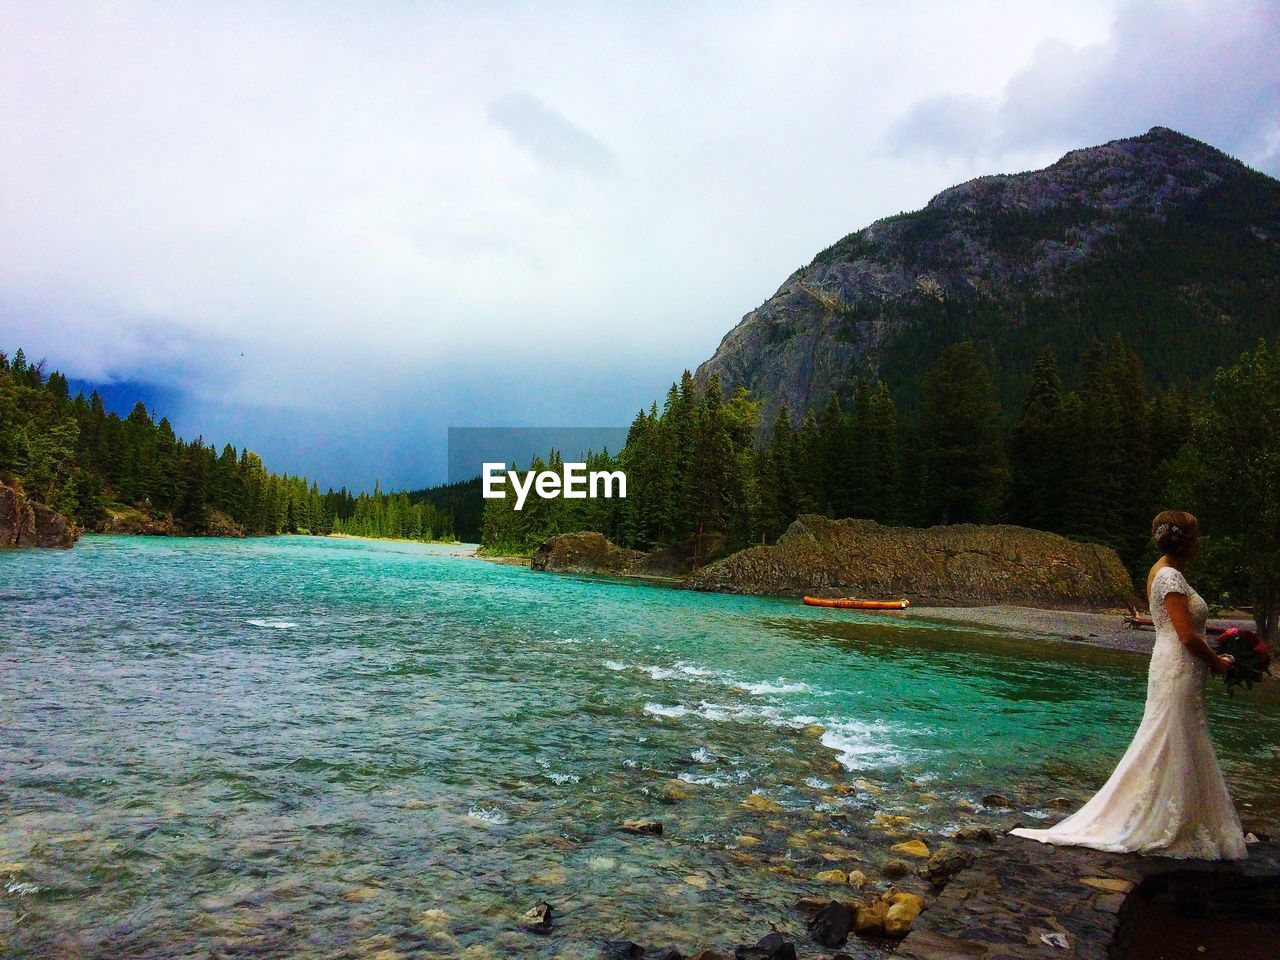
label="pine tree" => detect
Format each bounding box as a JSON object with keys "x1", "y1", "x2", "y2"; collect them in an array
[
  {"x1": 920, "y1": 341, "x2": 1010, "y2": 524},
  {"x1": 1009, "y1": 346, "x2": 1067, "y2": 530}
]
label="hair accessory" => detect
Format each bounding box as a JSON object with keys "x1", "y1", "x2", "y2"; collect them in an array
[{"x1": 1155, "y1": 522, "x2": 1183, "y2": 541}]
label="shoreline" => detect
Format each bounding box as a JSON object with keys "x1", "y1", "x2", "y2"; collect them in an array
[{"x1": 473, "y1": 551, "x2": 1255, "y2": 655}]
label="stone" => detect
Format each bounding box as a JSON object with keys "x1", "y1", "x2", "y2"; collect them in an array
[
  {"x1": 734, "y1": 933, "x2": 797, "y2": 960},
  {"x1": 649, "y1": 950, "x2": 685, "y2": 960},
  {"x1": 814, "y1": 869, "x2": 848, "y2": 885},
  {"x1": 953, "y1": 826, "x2": 997, "y2": 843},
  {"x1": 854, "y1": 899, "x2": 890, "y2": 937},
  {"x1": 1079, "y1": 876, "x2": 1134, "y2": 894},
  {"x1": 342, "y1": 885, "x2": 381, "y2": 902},
  {"x1": 619, "y1": 819, "x2": 664, "y2": 836},
  {"x1": 884, "y1": 892, "x2": 926, "y2": 937},
  {"x1": 520, "y1": 901, "x2": 553, "y2": 934},
  {"x1": 661, "y1": 780, "x2": 695, "y2": 803},
  {"x1": 794, "y1": 896, "x2": 832, "y2": 916},
  {"x1": 742, "y1": 794, "x2": 784, "y2": 814},
  {"x1": 1046, "y1": 797, "x2": 1076, "y2": 809},
  {"x1": 683, "y1": 874, "x2": 710, "y2": 890},
  {"x1": 847, "y1": 870, "x2": 868, "y2": 888},
  {"x1": 873, "y1": 813, "x2": 912, "y2": 829},
  {"x1": 603, "y1": 942, "x2": 647, "y2": 960},
  {"x1": 982, "y1": 794, "x2": 1015, "y2": 808},
  {"x1": 925, "y1": 846, "x2": 974, "y2": 883},
  {"x1": 882, "y1": 860, "x2": 909, "y2": 879},
  {"x1": 809, "y1": 900, "x2": 855, "y2": 947},
  {"x1": 854, "y1": 779, "x2": 883, "y2": 796},
  {"x1": 736, "y1": 834, "x2": 762, "y2": 847},
  {"x1": 691, "y1": 952, "x2": 731, "y2": 960},
  {"x1": 891, "y1": 839, "x2": 931, "y2": 858}
]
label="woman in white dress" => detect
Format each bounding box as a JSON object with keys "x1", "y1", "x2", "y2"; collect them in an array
[{"x1": 1011, "y1": 510, "x2": 1247, "y2": 860}]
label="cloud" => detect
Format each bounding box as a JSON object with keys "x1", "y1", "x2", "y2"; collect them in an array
[
  {"x1": 1, "y1": 1, "x2": 1271, "y2": 489},
  {"x1": 488, "y1": 92, "x2": 617, "y2": 176},
  {"x1": 888, "y1": 0, "x2": 1280, "y2": 173}
]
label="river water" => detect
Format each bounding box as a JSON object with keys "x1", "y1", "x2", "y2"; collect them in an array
[{"x1": 2, "y1": 535, "x2": 1278, "y2": 958}]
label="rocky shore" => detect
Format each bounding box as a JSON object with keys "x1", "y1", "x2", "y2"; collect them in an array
[
  {"x1": 527, "y1": 515, "x2": 1134, "y2": 609},
  {"x1": 0, "y1": 482, "x2": 78, "y2": 548},
  {"x1": 688, "y1": 516, "x2": 1132, "y2": 608}
]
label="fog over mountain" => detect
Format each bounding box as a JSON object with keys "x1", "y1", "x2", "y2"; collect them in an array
[{"x1": 3, "y1": 0, "x2": 1277, "y2": 489}]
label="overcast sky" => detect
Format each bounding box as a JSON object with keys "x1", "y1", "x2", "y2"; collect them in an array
[{"x1": 3, "y1": 0, "x2": 1278, "y2": 489}]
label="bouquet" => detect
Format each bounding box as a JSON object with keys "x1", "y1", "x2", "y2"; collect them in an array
[{"x1": 1214, "y1": 627, "x2": 1272, "y2": 695}]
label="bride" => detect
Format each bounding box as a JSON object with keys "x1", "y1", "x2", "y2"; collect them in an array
[{"x1": 1011, "y1": 510, "x2": 1248, "y2": 860}]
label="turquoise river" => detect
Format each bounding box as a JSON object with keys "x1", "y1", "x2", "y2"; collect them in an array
[{"x1": 2, "y1": 535, "x2": 1279, "y2": 958}]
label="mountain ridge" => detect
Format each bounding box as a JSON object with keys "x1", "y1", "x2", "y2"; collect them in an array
[{"x1": 696, "y1": 127, "x2": 1280, "y2": 423}]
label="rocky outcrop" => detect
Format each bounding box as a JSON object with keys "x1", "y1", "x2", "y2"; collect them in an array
[
  {"x1": 531, "y1": 531, "x2": 647, "y2": 576},
  {"x1": 100, "y1": 507, "x2": 182, "y2": 536},
  {"x1": 0, "y1": 483, "x2": 79, "y2": 548},
  {"x1": 98, "y1": 506, "x2": 244, "y2": 537},
  {"x1": 688, "y1": 515, "x2": 1133, "y2": 607},
  {"x1": 695, "y1": 127, "x2": 1280, "y2": 433},
  {"x1": 530, "y1": 531, "x2": 699, "y2": 579}
]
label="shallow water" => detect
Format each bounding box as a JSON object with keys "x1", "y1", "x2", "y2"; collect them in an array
[{"x1": 2, "y1": 535, "x2": 1278, "y2": 958}]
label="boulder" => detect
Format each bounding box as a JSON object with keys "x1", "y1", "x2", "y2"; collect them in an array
[
  {"x1": 890, "y1": 839, "x2": 930, "y2": 858},
  {"x1": 734, "y1": 933, "x2": 797, "y2": 960},
  {"x1": 688, "y1": 515, "x2": 1132, "y2": 607},
  {"x1": 808, "y1": 900, "x2": 855, "y2": 947},
  {"x1": 924, "y1": 846, "x2": 974, "y2": 883},
  {"x1": 881, "y1": 860, "x2": 909, "y2": 879},
  {"x1": 883, "y1": 892, "x2": 925, "y2": 937},
  {"x1": 0, "y1": 483, "x2": 79, "y2": 548},
  {"x1": 953, "y1": 825, "x2": 997, "y2": 843},
  {"x1": 520, "y1": 901, "x2": 553, "y2": 934},
  {"x1": 619, "y1": 819, "x2": 664, "y2": 836},
  {"x1": 854, "y1": 899, "x2": 890, "y2": 937},
  {"x1": 741, "y1": 794, "x2": 784, "y2": 814},
  {"x1": 531, "y1": 532, "x2": 646, "y2": 575}
]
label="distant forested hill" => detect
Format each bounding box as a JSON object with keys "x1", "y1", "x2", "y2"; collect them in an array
[
  {"x1": 0, "y1": 348, "x2": 455, "y2": 542},
  {"x1": 697, "y1": 127, "x2": 1280, "y2": 427}
]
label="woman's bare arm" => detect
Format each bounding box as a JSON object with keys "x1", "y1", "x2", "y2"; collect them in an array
[{"x1": 1164, "y1": 592, "x2": 1233, "y2": 673}]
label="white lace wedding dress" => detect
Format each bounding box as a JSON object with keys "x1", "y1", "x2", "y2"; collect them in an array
[{"x1": 1011, "y1": 566, "x2": 1247, "y2": 859}]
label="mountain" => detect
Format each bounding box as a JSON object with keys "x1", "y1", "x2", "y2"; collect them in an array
[{"x1": 696, "y1": 127, "x2": 1280, "y2": 425}]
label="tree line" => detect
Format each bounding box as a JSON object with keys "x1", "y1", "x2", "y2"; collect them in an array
[
  {"x1": 0, "y1": 348, "x2": 454, "y2": 543},
  {"x1": 479, "y1": 338, "x2": 1279, "y2": 641}
]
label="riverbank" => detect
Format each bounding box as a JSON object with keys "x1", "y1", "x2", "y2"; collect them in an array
[
  {"x1": 473, "y1": 549, "x2": 1252, "y2": 655},
  {"x1": 900, "y1": 604, "x2": 1254, "y2": 654}
]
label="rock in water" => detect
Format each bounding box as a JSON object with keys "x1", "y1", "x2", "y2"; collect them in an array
[
  {"x1": 520, "y1": 901, "x2": 553, "y2": 934},
  {"x1": 734, "y1": 933, "x2": 797, "y2": 960},
  {"x1": 808, "y1": 901, "x2": 854, "y2": 947},
  {"x1": 689, "y1": 515, "x2": 1131, "y2": 606},
  {"x1": 618, "y1": 819, "x2": 664, "y2": 836},
  {"x1": 953, "y1": 825, "x2": 997, "y2": 843},
  {"x1": 925, "y1": 846, "x2": 974, "y2": 883},
  {"x1": 854, "y1": 899, "x2": 890, "y2": 937},
  {"x1": 890, "y1": 839, "x2": 930, "y2": 858},
  {"x1": 532, "y1": 531, "x2": 647, "y2": 575},
  {"x1": 881, "y1": 860, "x2": 909, "y2": 879},
  {"x1": 883, "y1": 892, "x2": 925, "y2": 937},
  {"x1": 602, "y1": 942, "x2": 646, "y2": 959},
  {"x1": 0, "y1": 483, "x2": 78, "y2": 548}
]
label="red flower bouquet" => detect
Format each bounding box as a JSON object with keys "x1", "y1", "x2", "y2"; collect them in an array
[{"x1": 1215, "y1": 627, "x2": 1273, "y2": 695}]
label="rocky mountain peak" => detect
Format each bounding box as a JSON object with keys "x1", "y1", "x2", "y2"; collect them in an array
[{"x1": 695, "y1": 128, "x2": 1279, "y2": 432}]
